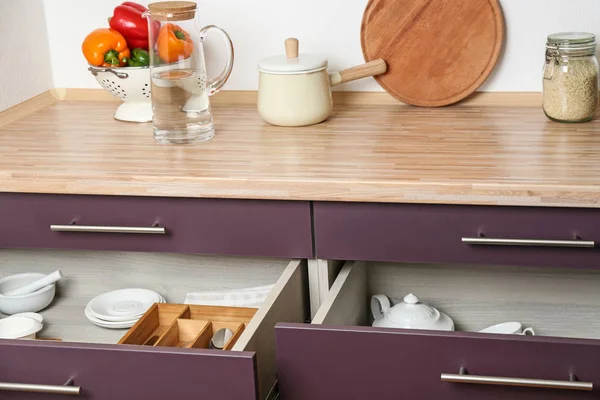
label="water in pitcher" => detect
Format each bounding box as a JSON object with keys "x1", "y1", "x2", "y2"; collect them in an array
[{"x1": 151, "y1": 68, "x2": 213, "y2": 144}]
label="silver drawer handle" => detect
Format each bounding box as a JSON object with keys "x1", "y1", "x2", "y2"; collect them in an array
[
  {"x1": 51, "y1": 223, "x2": 166, "y2": 235},
  {"x1": 441, "y1": 368, "x2": 593, "y2": 391},
  {"x1": 0, "y1": 380, "x2": 81, "y2": 395},
  {"x1": 462, "y1": 236, "x2": 595, "y2": 248}
]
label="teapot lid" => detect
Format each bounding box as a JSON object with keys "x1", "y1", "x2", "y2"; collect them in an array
[
  {"x1": 386, "y1": 294, "x2": 445, "y2": 329},
  {"x1": 258, "y1": 38, "x2": 328, "y2": 74}
]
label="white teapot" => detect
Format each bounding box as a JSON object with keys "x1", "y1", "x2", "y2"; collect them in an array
[{"x1": 371, "y1": 293, "x2": 455, "y2": 331}]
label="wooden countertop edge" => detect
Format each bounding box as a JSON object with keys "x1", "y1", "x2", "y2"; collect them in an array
[
  {"x1": 0, "y1": 177, "x2": 598, "y2": 208},
  {"x1": 49, "y1": 88, "x2": 543, "y2": 108}
]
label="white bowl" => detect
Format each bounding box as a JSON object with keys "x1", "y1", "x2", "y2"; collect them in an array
[
  {"x1": 0, "y1": 273, "x2": 56, "y2": 315},
  {"x1": 0, "y1": 315, "x2": 43, "y2": 339}
]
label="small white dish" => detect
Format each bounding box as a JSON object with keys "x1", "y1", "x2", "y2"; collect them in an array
[
  {"x1": 87, "y1": 289, "x2": 162, "y2": 322},
  {"x1": 479, "y1": 322, "x2": 535, "y2": 336},
  {"x1": 0, "y1": 315, "x2": 43, "y2": 339},
  {"x1": 0, "y1": 273, "x2": 56, "y2": 315}
]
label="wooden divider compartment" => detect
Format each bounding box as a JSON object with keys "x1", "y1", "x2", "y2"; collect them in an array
[
  {"x1": 155, "y1": 319, "x2": 211, "y2": 348},
  {"x1": 118, "y1": 304, "x2": 189, "y2": 346},
  {"x1": 120, "y1": 303, "x2": 257, "y2": 351}
]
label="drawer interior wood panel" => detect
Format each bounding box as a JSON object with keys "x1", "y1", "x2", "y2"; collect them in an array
[
  {"x1": 314, "y1": 202, "x2": 600, "y2": 268},
  {"x1": 0, "y1": 251, "x2": 309, "y2": 400},
  {"x1": 0, "y1": 193, "x2": 313, "y2": 258},
  {"x1": 314, "y1": 261, "x2": 600, "y2": 340},
  {"x1": 276, "y1": 261, "x2": 600, "y2": 400}
]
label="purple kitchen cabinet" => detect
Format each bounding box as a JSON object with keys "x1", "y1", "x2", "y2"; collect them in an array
[
  {"x1": 276, "y1": 323, "x2": 600, "y2": 400},
  {"x1": 0, "y1": 193, "x2": 313, "y2": 258},
  {"x1": 0, "y1": 340, "x2": 257, "y2": 400},
  {"x1": 314, "y1": 202, "x2": 600, "y2": 268}
]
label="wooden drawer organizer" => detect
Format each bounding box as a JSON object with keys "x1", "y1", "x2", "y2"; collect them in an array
[{"x1": 119, "y1": 304, "x2": 257, "y2": 350}]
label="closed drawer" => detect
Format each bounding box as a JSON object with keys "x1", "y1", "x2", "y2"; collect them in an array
[
  {"x1": 276, "y1": 261, "x2": 600, "y2": 400},
  {"x1": 314, "y1": 202, "x2": 600, "y2": 268},
  {"x1": 0, "y1": 193, "x2": 313, "y2": 258},
  {"x1": 0, "y1": 258, "x2": 309, "y2": 400}
]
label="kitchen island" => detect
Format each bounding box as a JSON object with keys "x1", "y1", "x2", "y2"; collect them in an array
[{"x1": 1, "y1": 90, "x2": 599, "y2": 400}]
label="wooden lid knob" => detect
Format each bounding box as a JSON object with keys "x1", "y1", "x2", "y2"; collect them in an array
[{"x1": 285, "y1": 38, "x2": 299, "y2": 59}]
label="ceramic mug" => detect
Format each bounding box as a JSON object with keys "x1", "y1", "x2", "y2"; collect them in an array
[{"x1": 479, "y1": 322, "x2": 535, "y2": 336}]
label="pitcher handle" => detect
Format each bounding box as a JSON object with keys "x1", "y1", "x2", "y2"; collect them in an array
[{"x1": 199, "y1": 25, "x2": 234, "y2": 96}]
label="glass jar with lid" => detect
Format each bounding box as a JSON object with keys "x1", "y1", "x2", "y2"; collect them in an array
[{"x1": 543, "y1": 32, "x2": 599, "y2": 123}]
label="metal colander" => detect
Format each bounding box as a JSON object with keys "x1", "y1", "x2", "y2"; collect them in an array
[
  {"x1": 89, "y1": 65, "x2": 153, "y2": 122},
  {"x1": 88, "y1": 59, "x2": 196, "y2": 123}
]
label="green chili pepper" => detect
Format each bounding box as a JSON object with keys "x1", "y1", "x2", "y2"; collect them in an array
[{"x1": 123, "y1": 48, "x2": 150, "y2": 67}]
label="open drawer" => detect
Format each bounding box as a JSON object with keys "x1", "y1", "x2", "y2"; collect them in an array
[
  {"x1": 0, "y1": 250, "x2": 309, "y2": 400},
  {"x1": 276, "y1": 261, "x2": 600, "y2": 400}
]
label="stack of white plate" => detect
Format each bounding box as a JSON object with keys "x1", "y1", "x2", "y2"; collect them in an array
[{"x1": 85, "y1": 289, "x2": 165, "y2": 329}]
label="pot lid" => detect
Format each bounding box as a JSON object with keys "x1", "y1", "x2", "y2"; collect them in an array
[
  {"x1": 386, "y1": 294, "x2": 446, "y2": 329},
  {"x1": 258, "y1": 38, "x2": 328, "y2": 74}
]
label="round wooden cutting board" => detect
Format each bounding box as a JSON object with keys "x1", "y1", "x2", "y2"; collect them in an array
[{"x1": 361, "y1": 0, "x2": 505, "y2": 107}]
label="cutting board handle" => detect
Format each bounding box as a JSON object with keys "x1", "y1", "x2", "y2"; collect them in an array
[{"x1": 330, "y1": 59, "x2": 387, "y2": 86}]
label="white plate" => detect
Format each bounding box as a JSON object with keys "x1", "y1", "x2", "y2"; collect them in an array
[
  {"x1": 87, "y1": 289, "x2": 162, "y2": 322},
  {"x1": 85, "y1": 296, "x2": 166, "y2": 321},
  {"x1": 84, "y1": 308, "x2": 137, "y2": 329},
  {"x1": 84, "y1": 297, "x2": 166, "y2": 328}
]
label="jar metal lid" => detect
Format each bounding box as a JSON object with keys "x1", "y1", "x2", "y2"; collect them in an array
[{"x1": 547, "y1": 32, "x2": 596, "y2": 52}]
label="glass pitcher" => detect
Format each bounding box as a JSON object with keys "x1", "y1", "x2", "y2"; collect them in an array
[{"x1": 145, "y1": 1, "x2": 234, "y2": 144}]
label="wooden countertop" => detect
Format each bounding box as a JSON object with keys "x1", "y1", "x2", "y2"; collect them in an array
[{"x1": 1, "y1": 89, "x2": 600, "y2": 207}]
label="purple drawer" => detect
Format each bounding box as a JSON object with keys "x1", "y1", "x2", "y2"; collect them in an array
[
  {"x1": 276, "y1": 324, "x2": 600, "y2": 400},
  {"x1": 0, "y1": 340, "x2": 257, "y2": 400},
  {"x1": 0, "y1": 193, "x2": 312, "y2": 258},
  {"x1": 314, "y1": 202, "x2": 600, "y2": 268}
]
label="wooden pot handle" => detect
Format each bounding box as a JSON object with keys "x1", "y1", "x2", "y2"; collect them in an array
[
  {"x1": 331, "y1": 59, "x2": 387, "y2": 86},
  {"x1": 285, "y1": 38, "x2": 299, "y2": 59}
]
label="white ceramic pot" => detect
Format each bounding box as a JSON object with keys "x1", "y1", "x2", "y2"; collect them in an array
[
  {"x1": 371, "y1": 293, "x2": 455, "y2": 331},
  {"x1": 258, "y1": 38, "x2": 387, "y2": 127}
]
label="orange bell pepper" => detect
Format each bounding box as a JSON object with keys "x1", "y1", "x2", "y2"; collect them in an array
[
  {"x1": 82, "y1": 28, "x2": 131, "y2": 67},
  {"x1": 157, "y1": 23, "x2": 194, "y2": 64}
]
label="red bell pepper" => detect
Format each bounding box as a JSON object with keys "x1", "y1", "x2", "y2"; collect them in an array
[{"x1": 109, "y1": 2, "x2": 159, "y2": 51}]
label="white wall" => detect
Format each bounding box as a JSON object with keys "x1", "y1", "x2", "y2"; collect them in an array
[
  {"x1": 37, "y1": 0, "x2": 600, "y2": 92},
  {"x1": 0, "y1": 0, "x2": 53, "y2": 111}
]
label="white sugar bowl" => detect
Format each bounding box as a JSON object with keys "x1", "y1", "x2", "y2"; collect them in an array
[{"x1": 371, "y1": 293, "x2": 455, "y2": 331}]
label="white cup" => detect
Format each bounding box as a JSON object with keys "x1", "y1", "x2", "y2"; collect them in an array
[{"x1": 479, "y1": 322, "x2": 535, "y2": 336}]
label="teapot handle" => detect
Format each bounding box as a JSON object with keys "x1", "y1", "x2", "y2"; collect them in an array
[{"x1": 371, "y1": 294, "x2": 391, "y2": 320}]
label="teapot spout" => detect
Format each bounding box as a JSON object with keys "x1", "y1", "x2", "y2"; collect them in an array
[{"x1": 371, "y1": 294, "x2": 391, "y2": 320}]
